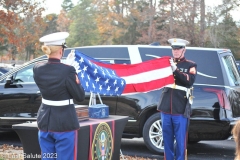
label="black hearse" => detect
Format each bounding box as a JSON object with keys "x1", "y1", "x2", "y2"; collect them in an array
[{"x1": 0, "y1": 45, "x2": 240, "y2": 154}]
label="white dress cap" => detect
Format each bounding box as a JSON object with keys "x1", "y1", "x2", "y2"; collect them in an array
[
  {"x1": 168, "y1": 38, "x2": 190, "y2": 46},
  {"x1": 39, "y1": 32, "x2": 69, "y2": 46}
]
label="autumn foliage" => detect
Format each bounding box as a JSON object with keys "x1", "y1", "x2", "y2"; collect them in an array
[
  {"x1": 0, "y1": 0, "x2": 46, "y2": 60},
  {"x1": 1, "y1": 0, "x2": 240, "y2": 61}
]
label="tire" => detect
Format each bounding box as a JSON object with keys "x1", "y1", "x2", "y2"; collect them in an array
[{"x1": 143, "y1": 112, "x2": 164, "y2": 154}]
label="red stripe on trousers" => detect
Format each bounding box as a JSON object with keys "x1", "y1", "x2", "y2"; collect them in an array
[
  {"x1": 74, "y1": 130, "x2": 78, "y2": 160},
  {"x1": 88, "y1": 125, "x2": 93, "y2": 160}
]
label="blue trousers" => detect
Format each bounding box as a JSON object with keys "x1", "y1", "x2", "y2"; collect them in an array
[
  {"x1": 161, "y1": 112, "x2": 188, "y2": 160},
  {"x1": 38, "y1": 130, "x2": 78, "y2": 160}
]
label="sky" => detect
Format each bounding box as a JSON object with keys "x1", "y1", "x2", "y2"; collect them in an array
[
  {"x1": 45, "y1": 0, "x2": 223, "y2": 14},
  {"x1": 43, "y1": 0, "x2": 77, "y2": 15},
  {"x1": 43, "y1": 0, "x2": 239, "y2": 21}
]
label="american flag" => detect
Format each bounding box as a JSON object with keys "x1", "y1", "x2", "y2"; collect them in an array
[{"x1": 66, "y1": 50, "x2": 174, "y2": 96}]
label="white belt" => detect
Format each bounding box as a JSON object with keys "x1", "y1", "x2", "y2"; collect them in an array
[
  {"x1": 42, "y1": 98, "x2": 74, "y2": 106},
  {"x1": 165, "y1": 84, "x2": 188, "y2": 92},
  {"x1": 165, "y1": 84, "x2": 192, "y2": 100}
]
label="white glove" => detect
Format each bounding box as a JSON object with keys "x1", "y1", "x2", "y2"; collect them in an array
[{"x1": 169, "y1": 58, "x2": 177, "y2": 72}]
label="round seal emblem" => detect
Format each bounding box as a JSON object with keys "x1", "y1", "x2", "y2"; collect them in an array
[{"x1": 92, "y1": 122, "x2": 113, "y2": 160}]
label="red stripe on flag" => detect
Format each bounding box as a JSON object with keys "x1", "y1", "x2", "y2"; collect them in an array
[
  {"x1": 92, "y1": 56, "x2": 173, "y2": 94},
  {"x1": 123, "y1": 75, "x2": 174, "y2": 94},
  {"x1": 94, "y1": 56, "x2": 171, "y2": 77}
]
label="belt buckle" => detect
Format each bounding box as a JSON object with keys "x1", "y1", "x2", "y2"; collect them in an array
[{"x1": 173, "y1": 83, "x2": 176, "y2": 89}]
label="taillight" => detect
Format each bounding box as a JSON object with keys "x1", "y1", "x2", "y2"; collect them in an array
[{"x1": 203, "y1": 88, "x2": 231, "y2": 110}]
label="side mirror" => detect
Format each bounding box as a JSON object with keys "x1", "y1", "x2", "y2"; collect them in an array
[
  {"x1": 6, "y1": 75, "x2": 13, "y2": 84},
  {"x1": 5, "y1": 75, "x2": 21, "y2": 88}
]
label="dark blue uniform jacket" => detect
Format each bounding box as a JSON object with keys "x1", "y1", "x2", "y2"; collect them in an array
[
  {"x1": 157, "y1": 57, "x2": 197, "y2": 115},
  {"x1": 33, "y1": 58, "x2": 85, "y2": 132}
]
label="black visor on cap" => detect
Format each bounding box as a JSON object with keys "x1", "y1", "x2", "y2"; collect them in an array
[
  {"x1": 62, "y1": 43, "x2": 68, "y2": 48},
  {"x1": 171, "y1": 45, "x2": 184, "y2": 49}
]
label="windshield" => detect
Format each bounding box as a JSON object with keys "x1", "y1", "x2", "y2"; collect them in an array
[{"x1": 0, "y1": 56, "x2": 48, "y2": 81}]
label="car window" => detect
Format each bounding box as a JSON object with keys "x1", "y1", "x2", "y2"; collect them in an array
[
  {"x1": 139, "y1": 47, "x2": 172, "y2": 61},
  {"x1": 114, "y1": 60, "x2": 130, "y2": 64},
  {"x1": 100, "y1": 60, "x2": 131, "y2": 64},
  {"x1": 63, "y1": 47, "x2": 131, "y2": 64},
  {"x1": 222, "y1": 55, "x2": 240, "y2": 86},
  {"x1": 14, "y1": 64, "x2": 35, "y2": 83},
  {"x1": 138, "y1": 47, "x2": 225, "y2": 85}
]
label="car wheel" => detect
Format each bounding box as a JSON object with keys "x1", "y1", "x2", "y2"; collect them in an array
[{"x1": 143, "y1": 112, "x2": 164, "y2": 154}]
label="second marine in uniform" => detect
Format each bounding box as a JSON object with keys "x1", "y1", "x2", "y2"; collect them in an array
[{"x1": 157, "y1": 38, "x2": 197, "y2": 160}]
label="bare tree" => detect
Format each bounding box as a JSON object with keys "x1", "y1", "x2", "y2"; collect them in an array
[
  {"x1": 170, "y1": 0, "x2": 174, "y2": 36},
  {"x1": 190, "y1": 0, "x2": 197, "y2": 45},
  {"x1": 200, "y1": 0, "x2": 205, "y2": 47}
]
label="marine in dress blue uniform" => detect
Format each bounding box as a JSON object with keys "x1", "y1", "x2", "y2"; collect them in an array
[
  {"x1": 157, "y1": 38, "x2": 197, "y2": 160},
  {"x1": 33, "y1": 32, "x2": 85, "y2": 160}
]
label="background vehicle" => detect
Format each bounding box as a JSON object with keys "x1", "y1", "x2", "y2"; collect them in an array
[
  {"x1": 0, "y1": 66, "x2": 11, "y2": 76},
  {"x1": 0, "y1": 45, "x2": 240, "y2": 154},
  {"x1": 236, "y1": 60, "x2": 240, "y2": 70}
]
